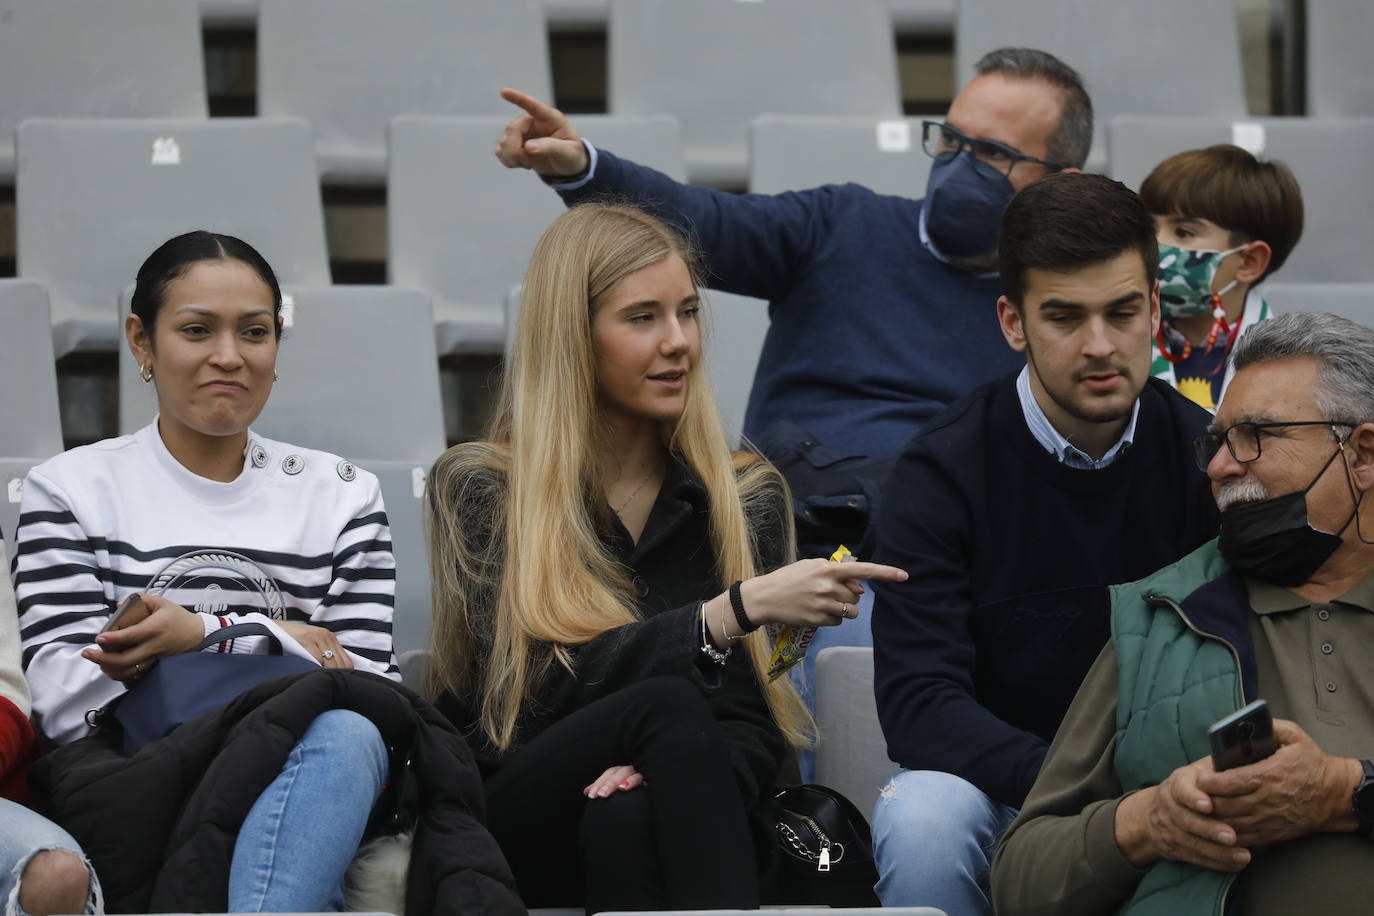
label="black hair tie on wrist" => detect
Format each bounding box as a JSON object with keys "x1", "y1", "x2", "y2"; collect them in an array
[{"x1": 729, "y1": 580, "x2": 759, "y2": 634}]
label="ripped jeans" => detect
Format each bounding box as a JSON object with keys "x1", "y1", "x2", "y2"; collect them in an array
[
  {"x1": 0, "y1": 799, "x2": 100, "y2": 916},
  {"x1": 870, "y1": 769, "x2": 1017, "y2": 916}
]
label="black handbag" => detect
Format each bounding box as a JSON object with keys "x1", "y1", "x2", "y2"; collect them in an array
[
  {"x1": 101, "y1": 623, "x2": 318, "y2": 754},
  {"x1": 88, "y1": 551, "x2": 318, "y2": 755},
  {"x1": 769, "y1": 784, "x2": 881, "y2": 907}
]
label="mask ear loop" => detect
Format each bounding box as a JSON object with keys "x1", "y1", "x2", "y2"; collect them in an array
[
  {"x1": 1335, "y1": 425, "x2": 1374, "y2": 546},
  {"x1": 1202, "y1": 244, "x2": 1251, "y2": 371}
]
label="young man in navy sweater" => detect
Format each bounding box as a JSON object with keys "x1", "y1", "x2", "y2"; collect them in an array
[
  {"x1": 494, "y1": 48, "x2": 1092, "y2": 555},
  {"x1": 869, "y1": 173, "x2": 1219, "y2": 915}
]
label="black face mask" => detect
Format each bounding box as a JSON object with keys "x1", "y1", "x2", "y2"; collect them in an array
[{"x1": 1217, "y1": 439, "x2": 1360, "y2": 587}]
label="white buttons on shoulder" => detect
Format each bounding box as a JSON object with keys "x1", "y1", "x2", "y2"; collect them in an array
[
  {"x1": 336, "y1": 459, "x2": 357, "y2": 482},
  {"x1": 250, "y1": 444, "x2": 268, "y2": 469},
  {"x1": 282, "y1": 454, "x2": 305, "y2": 476}
]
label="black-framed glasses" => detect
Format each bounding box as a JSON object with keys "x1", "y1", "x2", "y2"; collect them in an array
[
  {"x1": 920, "y1": 121, "x2": 1066, "y2": 177},
  {"x1": 1191, "y1": 421, "x2": 1356, "y2": 472}
]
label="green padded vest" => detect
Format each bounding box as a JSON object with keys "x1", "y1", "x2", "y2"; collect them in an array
[{"x1": 1110, "y1": 539, "x2": 1244, "y2": 916}]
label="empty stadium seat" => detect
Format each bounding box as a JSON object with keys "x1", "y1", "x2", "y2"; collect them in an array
[
  {"x1": 0, "y1": 281, "x2": 63, "y2": 542},
  {"x1": 388, "y1": 113, "x2": 686, "y2": 356},
  {"x1": 1260, "y1": 283, "x2": 1374, "y2": 330},
  {"x1": 16, "y1": 118, "x2": 330, "y2": 357},
  {"x1": 1307, "y1": 0, "x2": 1374, "y2": 117},
  {"x1": 1109, "y1": 116, "x2": 1374, "y2": 284},
  {"x1": 0, "y1": 0, "x2": 207, "y2": 180},
  {"x1": 258, "y1": 0, "x2": 552, "y2": 184},
  {"x1": 119, "y1": 285, "x2": 444, "y2": 656},
  {"x1": 197, "y1": 0, "x2": 256, "y2": 26},
  {"x1": 748, "y1": 115, "x2": 933, "y2": 197},
  {"x1": 704, "y1": 292, "x2": 770, "y2": 448},
  {"x1": 955, "y1": 0, "x2": 1247, "y2": 173},
  {"x1": 608, "y1": 0, "x2": 902, "y2": 188},
  {"x1": 814, "y1": 647, "x2": 897, "y2": 819}
]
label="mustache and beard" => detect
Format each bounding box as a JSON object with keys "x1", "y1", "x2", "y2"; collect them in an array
[{"x1": 1216, "y1": 476, "x2": 1269, "y2": 512}]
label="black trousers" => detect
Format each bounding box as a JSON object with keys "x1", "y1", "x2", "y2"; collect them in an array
[{"x1": 485, "y1": 676, "x2": 759, "y2": 913}]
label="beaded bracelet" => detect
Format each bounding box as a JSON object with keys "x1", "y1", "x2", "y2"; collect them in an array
[{"x1": 699, "y1": 601, "x2": 730, "y2": 665}]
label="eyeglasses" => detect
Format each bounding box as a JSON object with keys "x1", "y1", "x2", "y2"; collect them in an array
[
  {"x1": 1191, "y1": 420, "x2": 1356, "y2": 472},
  {"x1": 920, "y1": 121, "x2": 1067, "y2": 177}
]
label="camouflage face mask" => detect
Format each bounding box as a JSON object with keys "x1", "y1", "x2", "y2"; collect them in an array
[{"x1": 1157, "y1": 242, "x2": 1247, "y2": 320}]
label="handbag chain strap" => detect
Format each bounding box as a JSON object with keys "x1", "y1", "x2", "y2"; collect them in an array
[
  {"x1": 144, "y1": 550, "x2": 287, "y2": 620},
  {"x1": 777, "y1": 815, "x2": 846, "y2": 871}
]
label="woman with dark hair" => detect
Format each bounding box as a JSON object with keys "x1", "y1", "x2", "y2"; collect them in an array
[{"x1": 13, "y1": 232, "x2": 520, "y2": 915}]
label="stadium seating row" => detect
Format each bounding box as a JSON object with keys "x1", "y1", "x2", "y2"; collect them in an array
[
  {"x1": 5, "y1": 269, "x2": 1374, "y2": 657},
  {"x1": 12, "y1": 113, "x2": 1374, "y2": 368},
  {"x1": 4, "y1": 0, "x2": 1372, "y2": 188}
]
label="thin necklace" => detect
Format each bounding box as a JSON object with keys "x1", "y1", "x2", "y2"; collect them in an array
[{"x1": 612, "y1": 469, "x2": 654, "y2": 516}]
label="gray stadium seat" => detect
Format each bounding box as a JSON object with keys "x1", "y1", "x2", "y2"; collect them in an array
[
  {"x1": 119, "y1": 286, "x2": 443, "y2": 656},
  {"x1": 608, "y1": 0, "x2": 901, "y2": 188},
  {"x1": 0, "y1": 281, "x2": 63, "y2": 543},
  {"x1": 197, "y1": 0, "x2": 256, "y2": 26},
  {"x1": 814, "y1": 647, "x2": 896, "y2": 819},
  {"x1": 1260, "y1": 284, "x2": 1374, "y2": 330},
  {"x1": 955, "y1": 0, "x2": 1247, "y2": 173},
  {"x1": 547, "y1": 0, "x2": 958, "y2": 36},
  {"x1": 16, "y1": 118, "x2": 329, "y2": 357},
  {"x1": 258, "y1": 0, "x2": 552, "y2": 184},
  {"x1": 748, "y1": 115, "x2": 933, "y2": 197},
  {"x1": 889, "y1": 0, "x2": 955, "y2": 34},
  {"x1": 388, "y1": 113, "x2": 686, "y2": 356},
  {"x1": 1109, "y1": 116, "x2": 1374, "y2": 284},
  {"x1": 1307, "y1": 0, "x2": 1374, "y2": 117},
  {"x1": 0, "y1": 0, "x2": 207, "y2": 179},
  {"x1": 704, "y1": 292, "x2": 769, "y2": 449}
]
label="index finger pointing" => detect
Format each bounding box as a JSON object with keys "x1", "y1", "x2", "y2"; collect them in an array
[
  {"x1": 830, "y1": 562, "x2": 908, "y2": 582},
  {"x1": 500, "y1": 87, "x2": 559, "y2": 121}
]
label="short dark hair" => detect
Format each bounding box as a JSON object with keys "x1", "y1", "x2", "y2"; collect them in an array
[
  {"x1": 998, "y1": 172, "x2": 1159, "y2": 306},
  {"x1": 1140, "y1": 145, "x2": 1304, "y2": 283},
  {"x1": 131, "y1": 230, "x2": 282, "y2": 340},
  {"x1": 975, "y1": 47, "x2": 1093, "y2": 169}
]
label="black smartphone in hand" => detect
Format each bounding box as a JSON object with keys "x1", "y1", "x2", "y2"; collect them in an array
[{"x1": 1208, "y1": 699, "x2": 1279, "y2": 771}]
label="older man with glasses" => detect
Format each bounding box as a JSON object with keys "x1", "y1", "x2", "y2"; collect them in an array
[
  {"x1": 494, "y1": 48, "x2": 1091, "y2": 564},
  {"x1": 994, "y1": 310, "x2": 1374, "y2": 916}
]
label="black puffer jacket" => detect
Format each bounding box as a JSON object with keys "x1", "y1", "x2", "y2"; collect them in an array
[{"x1": 31, "y1": 669, "x2": 525, "y2": 916}]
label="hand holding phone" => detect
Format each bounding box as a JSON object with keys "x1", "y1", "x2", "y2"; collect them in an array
[
  {"x1": 1208, "y1": 699, "x2": 1279, "y2": 772},
  {"x1": 101, "y1": 593, "x2": 152, "y2": 633}
]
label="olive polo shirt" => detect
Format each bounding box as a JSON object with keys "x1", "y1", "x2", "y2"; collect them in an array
[{"x1": 991, "y1": 570, "x2": 1374, "y2": 916}]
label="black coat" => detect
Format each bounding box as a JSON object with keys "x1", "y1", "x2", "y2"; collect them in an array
[
  {"x1": 434, "y1": 456, "x2": 791, "y2": 833},
  {"x1": 31, "y1": 669, "x2": 524, "y2": 916}
]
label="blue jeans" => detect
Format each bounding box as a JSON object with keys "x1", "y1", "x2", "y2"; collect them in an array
[
  {"x1": 871, "y1": 769, "x2": 1018, "y2": 916},
  {"x1": 0, "y1": 799, "x2": 98, "y2": 916},
  {"x1": 228, "y1": 709, "x2": 388, "y2": 913}
]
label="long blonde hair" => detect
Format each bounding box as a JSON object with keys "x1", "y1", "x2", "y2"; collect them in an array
[{"x1": 426, "y1": 203, "x2": 813, "y2": 751}]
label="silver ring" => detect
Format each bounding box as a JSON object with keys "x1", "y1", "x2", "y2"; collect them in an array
[
  {"x1": 839, "y1": 603, "x2": 852, "y2": 618},
  {"x1": 321, "y1": 650, "x2": 335, "y2": 661}
]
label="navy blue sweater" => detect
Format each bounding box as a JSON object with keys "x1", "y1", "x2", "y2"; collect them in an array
[
  {"x1": 559, "y1": 150, "x2": 1022, "y2": 460},
  {"x1": 871, "y1": 374, "x2": 1219, "y2": 807}
]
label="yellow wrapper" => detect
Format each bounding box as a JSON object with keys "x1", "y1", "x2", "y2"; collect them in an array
[{"x1": 766, "y1": 545, "x2": 855, "y2": 681}]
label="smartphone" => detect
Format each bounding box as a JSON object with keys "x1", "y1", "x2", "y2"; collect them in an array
[
  {"x1": 100, "y1": 593, "x2": 151, "y2": 633},
  {"x1": 1208, "y1": 699, "x2": 1278, "y2": 771}
]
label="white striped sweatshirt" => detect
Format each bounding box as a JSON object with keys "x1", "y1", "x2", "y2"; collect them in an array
[{"x1": 12, "y1": 422, "x2": 398, "y2": 745}]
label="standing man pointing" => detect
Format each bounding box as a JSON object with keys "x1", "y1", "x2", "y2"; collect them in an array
[{"x1": 494, "y1": 48, "x2": 1092, "y2": 555}]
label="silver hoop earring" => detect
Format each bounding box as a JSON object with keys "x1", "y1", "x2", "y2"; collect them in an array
[{"x1": 139, "y1": 365, "x2": 153, "y2": 384}]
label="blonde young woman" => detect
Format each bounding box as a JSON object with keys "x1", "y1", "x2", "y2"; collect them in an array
[{"x1": 426, "y1": 203, "x2": 907, "y2": 912}]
